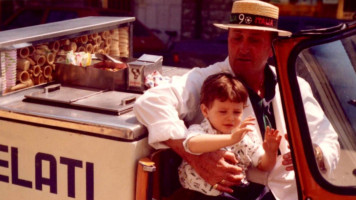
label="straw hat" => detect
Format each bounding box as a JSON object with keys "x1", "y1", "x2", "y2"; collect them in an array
[{"x1": 214, "y1": 0, "x2": 291, "y2": 37}]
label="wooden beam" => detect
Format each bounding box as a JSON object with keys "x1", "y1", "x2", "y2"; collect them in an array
[
  {"x1": 0, "y1": 0, "x2": 2, "y2": 25},
  {"x1": 337, "y1": 0, "x2": 345, "y2": 19},
  {"x1": 102, "y1": 0, "x2": 108, "y2": 8}
]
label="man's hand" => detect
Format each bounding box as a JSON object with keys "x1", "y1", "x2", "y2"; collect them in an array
[
  {"x1": 282, "y1": 152, "x2": 294, "y2": 171},
  {"x1": 166, "y1": 139, "x2": 244, "y2": 193},
  {"x1": 282, "y1": 134, "x2": 294, "y2": 171},
  {"x1": 191, "y1": 150, "x2": 244, "y2": 193}
]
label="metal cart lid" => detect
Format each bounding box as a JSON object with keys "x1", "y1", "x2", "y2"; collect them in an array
[
  {"x1": 24, "y1": 84, "x2": 139, "y2": 115},
  {"x1": 0, "y1": 16, "x2": 135, "y2": 49},
  {"x1": 1, "y1": 84, "x2": 144, "y2": 141},
  {"x1": 0, "y1": 66, "x2": 189, "y2": 141}
]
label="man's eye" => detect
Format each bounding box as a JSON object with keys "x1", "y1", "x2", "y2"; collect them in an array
[
  {"x1": 234, "y1": 36, "x2": 242, "y2": 41},
  {"x1": 230, "y1": 36, "x2": 242, "y2": 42},
  {"x1": 219, "y1": 111, "x2": 227, "y2": 114},
  {"x1": 234, "y1": 111, "x2": 241, "y2": 114},
  {"x1": 249, "y1": 37, "x2": 260, "y2": 43}
]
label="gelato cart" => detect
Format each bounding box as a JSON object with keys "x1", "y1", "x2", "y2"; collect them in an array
[{"x1": 0, "y1": 16, "x2": 187, "y2": 200}]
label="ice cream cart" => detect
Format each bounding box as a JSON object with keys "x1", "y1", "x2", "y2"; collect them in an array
[{"x1": 0, "y1": 16, "x2": 164, "y2": 200}]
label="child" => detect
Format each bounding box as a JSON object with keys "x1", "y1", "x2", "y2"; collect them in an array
[{"x1": 178, "y1": 73, "x2": 281, "y2": 196}]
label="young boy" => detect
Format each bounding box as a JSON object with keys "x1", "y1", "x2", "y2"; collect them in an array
[{"x1": 178, "y1": 73, "x2": 282, "y2": 196}]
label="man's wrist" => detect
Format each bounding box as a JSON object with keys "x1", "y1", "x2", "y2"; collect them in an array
[
  {"x1": 265, "y1": 148, "x2": 278, "y2": 158},
  {"x1": 313, "y1": 144, "x2": 326, "y2": 173}
]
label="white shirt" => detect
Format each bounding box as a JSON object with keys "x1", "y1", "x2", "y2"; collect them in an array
[
  {"x1": 133, "y1": 57, "x2": 340, "y2": 200},
  {"x1": 179, "y1": 118, "x2": 265, "y2": 196}
]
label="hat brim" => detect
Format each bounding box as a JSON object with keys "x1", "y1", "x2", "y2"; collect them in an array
[{"x1": 214, "y1": 23, "x2": 292, "y2": 37}]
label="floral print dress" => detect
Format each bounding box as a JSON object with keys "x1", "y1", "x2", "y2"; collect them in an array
[{"x1": 178, "y1": 118, "x2": 263, "y2": 196}]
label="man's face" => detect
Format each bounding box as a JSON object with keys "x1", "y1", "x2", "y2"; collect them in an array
[{"x1": 228, "y1": 29, "x2": 274, "y2": 78}]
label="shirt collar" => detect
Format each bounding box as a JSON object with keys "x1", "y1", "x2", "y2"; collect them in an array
[
  {"x1": 263, "y1": 64, "x2": 277, "y2": 102},
  {"x1": 224, "y1": 57, "x2": 235, "y2": 75},
  {"x1": 243, "y1": 64, "x2": 277, "y2": 102},
  {"x1": 201, "y1": 118, "x2": 223, "y2": 135},
  {"x1": 226, "y1": 58, "x2": 277, "y2": 99}
]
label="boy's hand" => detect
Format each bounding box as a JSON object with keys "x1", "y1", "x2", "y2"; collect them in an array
[
  {"x1": 263, "y1": 126, "x2": 282, "y2": 154},
  {"x1": 230, "y1": 116, "x2": 255, "y2": 143},
  {"x1": 239, "y1": 116, "x2": 255, "y2": 129}
]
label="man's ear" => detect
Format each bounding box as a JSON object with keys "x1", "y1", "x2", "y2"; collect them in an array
[
  {"x1": 200, "y1": 104, "x2": 209, "y2": 118},
  {"x1": 268, "y1": 47, "x2": 274, "y2": 58}
]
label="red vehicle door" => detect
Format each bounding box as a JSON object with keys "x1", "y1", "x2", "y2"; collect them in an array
[{"x1": 274, "y1": 21, "x2": 356, "y2": 199}]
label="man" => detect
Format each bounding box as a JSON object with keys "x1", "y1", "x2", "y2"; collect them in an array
[{"x1": 134, "y1": 0, "x2": 340, "y2": 199}]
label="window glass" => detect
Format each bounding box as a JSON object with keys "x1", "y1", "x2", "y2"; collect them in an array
[
  {"x1": 3, "y1": 9, "x2": 44, "y2": 30},
  {"x1": 133, "y1": 21, "x2": 150, "y2": 37},
  {"x1": 46, "y1": 11, "x2": 78, "y2": 23},
  {"x1": 295, "y1": 35, "x2": 356, "y2": 186}
]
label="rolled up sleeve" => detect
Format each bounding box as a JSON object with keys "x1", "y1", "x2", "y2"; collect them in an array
[
  {"x1": 134, "y1": 58, "x2": 232, "y2": 149},
  {"x1": 133, "y1": 82, "x2": 190, "y2": 149},
  {"x1": 298, "y1": 77, "x2": 340, "y2": 175},
  {"x1": 134, "y1": 58, "x2": 232, "y2": 148}
]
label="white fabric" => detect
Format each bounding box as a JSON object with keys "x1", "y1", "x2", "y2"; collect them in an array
[
  {"x1": 178, "y1": 118, "x2": 264, "y2": 196},
  {"x1": 133, "y1": 57, "x2": 340, "y2": 200}
]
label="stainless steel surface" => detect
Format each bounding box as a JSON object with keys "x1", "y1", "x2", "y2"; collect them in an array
[
  {"x1": 0, "y1": 66, "x2": 189, "y2": 140},
  {"x1": 54, "y1": 62, "x2": 127, "y2": 91},
  {"x1": 127, "y1": 55, "x2": 163, "y2": 92},
  {"x1": 0, "y1": 16, "x2": 135, "y2": 49},
  {"x1": 94, "y1": 53, "x2": 124, "y2": 64},
  {"x1": 0, "y1": 85, "x2": 145, "y2": 140},
  {"x1": 0, "y1": 15, "x2": 146, "y2": 140},
  {"x1": 24, "y1": 84, "x2": 139, "y2": 117},
  {"x1": 71, "y1": 90, "x2": 139, "y2": 115},
  {"x1": 25, "y1": 84, "x2": 104, "y2": 104}
]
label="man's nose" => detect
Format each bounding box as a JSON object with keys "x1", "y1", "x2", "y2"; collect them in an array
[{"x1": 238, "y1": 40, "x2": 250, "y2": 54}]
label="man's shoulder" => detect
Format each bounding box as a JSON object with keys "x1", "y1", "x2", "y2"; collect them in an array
[{"x1": 188, "y1": 57, "x2": 232, "y2": 76}]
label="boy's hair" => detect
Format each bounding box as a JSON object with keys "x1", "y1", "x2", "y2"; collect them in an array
[{"x1": 200, "y1": 73, "x2": 248, "y2": 108}]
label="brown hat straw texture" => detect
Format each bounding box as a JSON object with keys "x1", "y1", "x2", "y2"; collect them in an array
[{"x1": 214, "y1": 0, "x2": 292, "y2": 36}]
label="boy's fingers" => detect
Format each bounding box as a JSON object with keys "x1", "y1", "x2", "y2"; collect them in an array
[
  {"x1": 266, "y1": 126, "x2": 270, "y2": 132},
  {"x1": 277, "y1": 135, "x2": 282, "y2": 141},
  {"x1": 235, "y1": 127, "x2": 252, "y2": 133},
  {"x1": 239, "y1": 120, "x2": 255, "y2": 128}
]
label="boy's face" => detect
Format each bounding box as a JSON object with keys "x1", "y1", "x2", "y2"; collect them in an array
[{"x1": 201, "y1": 99, "x2": 244, "y2": 134}]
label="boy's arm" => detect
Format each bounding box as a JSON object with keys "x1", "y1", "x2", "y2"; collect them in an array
[
  {"x1": 166, "y1": 139, "x2": 242, "y2": 194},
  {"x1": 187, "y1": 134, "x2": 237, "y2": 154},
  {"x1": 187, "y1": 125, "x2": 253, "y2": 154},
  {"x1": 257, "y1": 149, "x2": 278, "y2": 171}
]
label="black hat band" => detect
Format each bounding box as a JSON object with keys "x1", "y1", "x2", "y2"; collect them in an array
[{"x1": 230, "y1": 13, "x2": 278, "y2": 28}]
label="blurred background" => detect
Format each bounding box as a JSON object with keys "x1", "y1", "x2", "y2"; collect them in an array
[{"x1": 0, "y1": 0, "x2": 355, "y2": 68}]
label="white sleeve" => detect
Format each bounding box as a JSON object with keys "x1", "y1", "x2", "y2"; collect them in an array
[
  {"x1": 251, "y1": 146, "x2": 265, "y2": 168},
  {"x1": 243, "y1": 128, "x2": 265, "y2": 168},
  {"x1": 182, "y1": 124, "x2": 207, "y2": 155},
  {"x1": 298, "y1": 77, "x2": 340, "y2": 176},
  {"x1": 133, "y1": 58, "x2": 232, "y2": 149}
]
